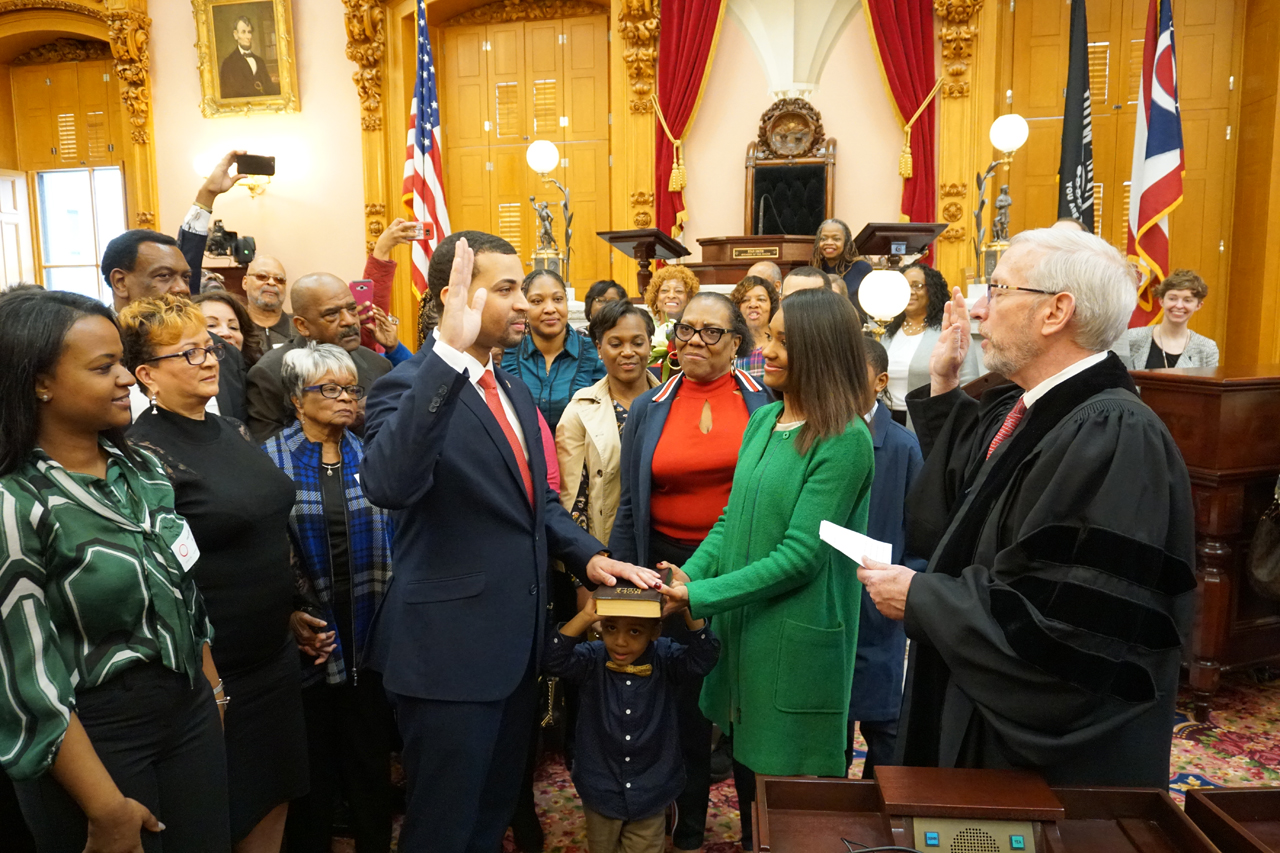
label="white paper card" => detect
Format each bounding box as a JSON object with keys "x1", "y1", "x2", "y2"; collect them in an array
[
  {"x1": 819, "y1": 520, "x2": 892, "y2": 567},
  {"x1": 171, "y1": 519, "x2": 201, "y2": 573}
]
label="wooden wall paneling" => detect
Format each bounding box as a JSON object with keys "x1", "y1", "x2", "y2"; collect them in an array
[
  {"x1": 487, "y1": 23, "x2": 526, "y2": 146},
  {"x1": 77, "y1": 60, "x2": 116, "y2": 167},
  {"x1": 525, "y1": 19, "x2": 563, "y2": 143},
  {"x1": 563, "y1": 15, "x2": 607, "y2": 143},
  {"x1": 1226, "y1": 0, "x2": 1280, "y2": 367},
  {"x1": 563, "y1": 139, "x2": 609, "y2": 285},
  {"x1": 12, "y1": 65, "x2": 55, "y2": 172},
  {"x1": 491, "y1": 142, "x2": 532, "y2": 258},
  {"x1": 443, "y1": 25, "x2": 492, "y2": 149},
  {"x1": 49, "y1": 64, "x2": 79, "y2": 168},
  {"x1": 0, "y1": 67, "x2": 19, "y2": 172}
]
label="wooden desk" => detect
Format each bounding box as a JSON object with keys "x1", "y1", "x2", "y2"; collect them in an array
[
  {"x1": 754, "y1": 771, "x2": 1217, "y2": 853},
  {"x1": 1131, "y1": 365, "x2": 1280, "y2": 719},
  {"x1": 685, "y1": 235, "x2": 815, "y2": 285},
  {"x1": 1186, "y1": 787, "x2": 1280, "y2": 852}
]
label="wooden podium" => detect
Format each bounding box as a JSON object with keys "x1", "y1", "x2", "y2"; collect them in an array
[
  {"x1": 753, "y1": 768, "x2": 1217, "y2": 853},
  {"x1": 1186, "y1": 787, "x2": 1280, "y2": 852},
  {"x1": 685, "y1": 235, "x2": 815, "y2": 285},
  {"x1": 597, "y1": 228, "x2": 690, "y2": 297},
  {"x1": 1130, "y1": 365, "x2": 1280, "y2": 719}
]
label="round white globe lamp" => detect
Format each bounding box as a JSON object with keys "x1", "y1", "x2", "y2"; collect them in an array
[
  {"x1": 989, "y1": 113, "x2": 1029, "y2": 155},
  {"x1": 858, "y1": 269, "x2": 912, "y2": 340},
  {"x1": 526, "y1": 139, "x2": 560, "y2": 175}
]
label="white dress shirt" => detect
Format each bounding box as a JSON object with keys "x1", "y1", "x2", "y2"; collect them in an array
[
  {"x1": 1020, "y1": 350, "x2": 1108, "y2": 410},
  {"x1": 430, "y1": 330, "x2": 528, "y2": 458},
  {"x1": 241, "y1": 50, "x2": 258, "y2": 75}
]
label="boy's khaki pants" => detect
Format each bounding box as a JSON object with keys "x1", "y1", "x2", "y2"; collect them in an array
[{"x1": 583, "y1": 806, "x2": 667, "y2": 853}]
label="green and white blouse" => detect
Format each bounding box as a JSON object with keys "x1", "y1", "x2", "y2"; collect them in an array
[{"x1": 0, "y1": 440, "x2": 212, "y2": 780}]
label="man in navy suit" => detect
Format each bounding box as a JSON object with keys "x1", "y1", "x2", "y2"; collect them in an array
[{"x1": 361, "y1": 231, "x2": 658, "y2": 853}]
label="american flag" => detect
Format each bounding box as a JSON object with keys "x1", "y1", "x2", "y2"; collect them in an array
[
  {"x1": 1126, "y1": 0, "x2": 1184, "y2": 327},
  {"x1": 402, "y1": 0, "x2": 450, "y2": 294}
]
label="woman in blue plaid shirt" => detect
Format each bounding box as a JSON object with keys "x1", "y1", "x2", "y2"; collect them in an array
[{"x1": 262, "y1": 342, "x2": 395, "y2": 853}]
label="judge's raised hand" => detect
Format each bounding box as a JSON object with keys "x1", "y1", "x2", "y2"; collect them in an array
[
  {"x1": 437, "y1": 237, "x2": 485, "y2": 353},
  {"x1": 585, "y1": 552, "x2": 661, "y2": 591},
  {"x1": 857, "y1": 557, "x2": 914, "y2": 621},
  {"x1": 928, "y1": 287, "x2": 972, "y2": 396}
]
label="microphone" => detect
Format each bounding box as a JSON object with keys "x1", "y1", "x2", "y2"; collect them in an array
[{"x1": 757, "y1": 193, "x2": 779, "y2": 235}]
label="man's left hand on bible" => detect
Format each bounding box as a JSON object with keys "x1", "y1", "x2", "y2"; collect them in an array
[{"x1": 585, "y1": 553, "x2": 661, "y2": 589}]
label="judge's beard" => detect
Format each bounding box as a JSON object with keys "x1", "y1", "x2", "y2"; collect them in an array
[{"x1": 980, "y1": 323, "x2": 1041, "y2": 379}]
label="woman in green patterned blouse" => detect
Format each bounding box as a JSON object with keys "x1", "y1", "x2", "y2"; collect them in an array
[{"x1": 0, "y1": 289, "x2": 230, "y2": 852}]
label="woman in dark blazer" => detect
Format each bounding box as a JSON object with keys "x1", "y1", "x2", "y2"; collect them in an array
[{"x1": 608, "y1": 291, "x2": 771, "y2": 853}]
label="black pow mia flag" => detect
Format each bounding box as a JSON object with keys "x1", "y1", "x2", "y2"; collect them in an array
[{"x1": 1058, "y1": 0, "x2": 1095, "y2": 232}]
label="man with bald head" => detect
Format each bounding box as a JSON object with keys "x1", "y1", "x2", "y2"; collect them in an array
[
  {"x1": 245, "y1": 272, "x2": 393, "y2": 440},
  {"x1": 747, "y1": 260, "x2": 782, "y2": 292},
  {"x1": 243, "y1": 254, "x2": 293, "y2": 346}
]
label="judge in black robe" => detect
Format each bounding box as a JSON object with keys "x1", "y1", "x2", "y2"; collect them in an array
[{"x1": 858, "y1": 229, "x2": 1196, "y2": 789}]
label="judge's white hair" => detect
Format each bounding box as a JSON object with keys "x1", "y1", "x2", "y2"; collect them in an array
[
  {"x1": 281, "y1": 341, "x2": 358, "y2": 408},
  {"x1": 1009, "y1": 228, "x2": 1137, "y2": 353}
]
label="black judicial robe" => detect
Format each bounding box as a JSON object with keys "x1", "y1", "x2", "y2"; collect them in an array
[{"x1": 898, "y1": 353, "x2": 1195, "y2": 788}]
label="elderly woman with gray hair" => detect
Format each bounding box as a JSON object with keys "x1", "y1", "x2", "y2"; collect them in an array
[{"x1": 262, "y1": 342, "x2": 395, "y2": 853}]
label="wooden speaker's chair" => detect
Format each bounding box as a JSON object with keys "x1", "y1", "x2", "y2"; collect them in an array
[{"x1": 744, "y1": 98, "x2": 837, "y2": 236}]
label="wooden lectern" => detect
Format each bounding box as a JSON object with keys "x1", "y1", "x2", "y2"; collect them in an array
[
  {"x1": 1130, "y1": 365, "x2": 1280, "y2": 719},
  {"x1": 752, "y1": 767, "x2": 1216, "y2": 853},
  {"x1": 684, "y1": 235, "x2": 816, "y2": 285},
  {"x1": 597, "y1": 228, "x2": 690, "y2": 297},
  {"x1": 1186, "y1": 787, "x2": 1280, "y2": 852}
]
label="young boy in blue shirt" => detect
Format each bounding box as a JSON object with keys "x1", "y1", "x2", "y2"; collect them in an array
[{"x1": 545, "y1": 595, "x2": 719, "y2": 853}]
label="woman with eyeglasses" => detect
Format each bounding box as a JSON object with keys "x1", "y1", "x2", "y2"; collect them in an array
[
  {"x1": 119, "y1": 296, "x2": 306, "y2": 853},
  {"x1": 608, "y1": 291, "x2": 771, "y2": 853},
  {"x1": 880, "y1": 263, "x2": 981, "y2": 430},
  {"x1": 262, "y1": 342, "x2": 395, "y2": 853}
]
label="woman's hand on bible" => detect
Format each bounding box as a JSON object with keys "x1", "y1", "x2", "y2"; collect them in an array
[
  {"x1": 84, "y1": 795, "x2": 162, "y2": 853},
  {"x1": 657, "y1": 561, "x2": 691, "y2": 617},
  {"x1": 437, "y1": 237, "x2": 485, "y2": 352},
  {"x1": 928, "y1": 287, "x2": 972, "y2": 396}
]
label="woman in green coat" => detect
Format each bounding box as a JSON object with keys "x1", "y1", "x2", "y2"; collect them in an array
[{"x1": 660, "y1": 288, "x2": 875, "y2": 850}]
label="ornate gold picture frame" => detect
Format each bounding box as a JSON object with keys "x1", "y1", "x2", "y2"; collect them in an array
[{"x1": 193, "y1": 0, "x2": 299, "y2": 117}]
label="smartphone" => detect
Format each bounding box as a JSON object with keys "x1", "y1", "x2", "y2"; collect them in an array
[
  {"x1": 236, "y1": 153, "x2": 276, "y2": 176},
  {"x1": 408, "y1": 221, "x2": 433, "y2": 241},
  {"x1": 349, "y1": 280, "x2": 374, "y2": 305}
]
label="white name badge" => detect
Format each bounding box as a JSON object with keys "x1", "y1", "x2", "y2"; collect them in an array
[{"x1": 171, "y1": 520, "x2": 201, "y2": 572}]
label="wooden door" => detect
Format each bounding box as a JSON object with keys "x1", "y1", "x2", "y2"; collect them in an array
[
  {"x1": 0, "y1": 169, "x2": 34, "y2": 286},
  {"x1": 12, "y1": 65, "x2": 58, "y2": 172}
]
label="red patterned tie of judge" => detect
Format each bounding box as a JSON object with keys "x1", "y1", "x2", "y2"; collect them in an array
[
  {"x1": 478, "y1": 369, "x2": 534, "y2": 504},
  {"x1": 986, "y1": 398, "x2": 1027, "y2": 459}
]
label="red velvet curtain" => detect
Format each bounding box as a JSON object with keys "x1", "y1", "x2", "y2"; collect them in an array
[
  {"x1": 864, "y1": 0, "x2": 937, "y2": 232},
  {"x1": 656, "y1": 0, "x2": 724, "y2": 237}
]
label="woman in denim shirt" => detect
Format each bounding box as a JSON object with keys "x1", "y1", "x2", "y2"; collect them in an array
[{"x1": 502, "y1": 270, "x2": 606, "y2": 431}]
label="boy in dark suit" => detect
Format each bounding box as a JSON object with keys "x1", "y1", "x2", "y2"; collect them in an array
[
  {"x1": 847, "y1": 337, "x2": 925, "y2": 777},
  {"x1": 545, "y1": 594, "x2": 718, "y2": 853}
]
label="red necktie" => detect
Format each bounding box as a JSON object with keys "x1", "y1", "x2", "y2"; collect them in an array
[
  {"x1": 986, "y1": 398, "x2": 1027, "y2": 459},
  {"x1": 478, "y1": 369, "x2": 535, "y2": 504}
]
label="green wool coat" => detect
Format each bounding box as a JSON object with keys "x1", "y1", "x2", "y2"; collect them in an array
[{"x1": 683, "y1": 402, "x2": 874, "y2": 777}]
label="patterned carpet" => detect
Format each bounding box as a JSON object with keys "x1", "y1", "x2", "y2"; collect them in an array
[{"x1": 340, "y1": 668, "x2": 1280, "y2": 852}]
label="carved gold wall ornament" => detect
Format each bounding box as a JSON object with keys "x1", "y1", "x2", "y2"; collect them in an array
[
  {"x1": 135, "y1": 211, "x2": 156, "y2": 227},
  {"x1": 940, "y1": 182, "x2": 968, "y2": 198},
  {"x1": 13, "y1": 37, "x2": 112, "y2": 65},
  {"x1": 344, "y1": 0, "x2": 387, "y2": 131},
  {"x1": 932, "y1": 0, "x2": 983, "y2": 24},
  {"x1": 629, "y1": 191, "x2": 654, "y2": 206},
  {"x1": 365, "y1": 202, "x2": 387, "y2": 216},
  {"x1": 633, "y1": 211, "x2": 652, "y2": 227},
  {"x1": 939, "y1": 25, "x2": 977, "y2": 76},
  {"x1": 939, "y1": 225, "x2": 967, "y2": 242},
  {"x1": 106, "y1": 8, "x2": 151, "y2": 144},
  {"x1": 0, "y1": 0, "x2": 105, "y2": 17},
  {"x1": 619, "y1": 0, "x2": 659, "y2": 113},
  {"x1": 755, "y1": 98, "x2": 825, "y2": 160},
  {"x1": 942, "y1": 201, "x2": 963, "y2": 222},
  {"x1": 449, "y1": 0, "x2": 606, "y2": 25},
  {"x1": 941, "y1": 81, "x2": 970, "y2": 98},
  {"x1": 368, "y1": 219, "x2": 385, "y2": 236},
  {"x1": 192, "y1": 0, "x2": 300, "y2": 118}
]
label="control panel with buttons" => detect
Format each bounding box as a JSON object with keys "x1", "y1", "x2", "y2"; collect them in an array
[{"x1": 912, "y1": 818, "x2": 1037, "y2": 852}]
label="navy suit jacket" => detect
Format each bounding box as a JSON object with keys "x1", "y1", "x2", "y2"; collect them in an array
[
  {"x1": 360, "y1": 338, "x2": 605, "y2": 702},
  {"x1": 608, "y1": 369, "x2": 773, "y2": 568},
  {"x1": 850, "y1": 403, "x2": 926, "y2": 720}
]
